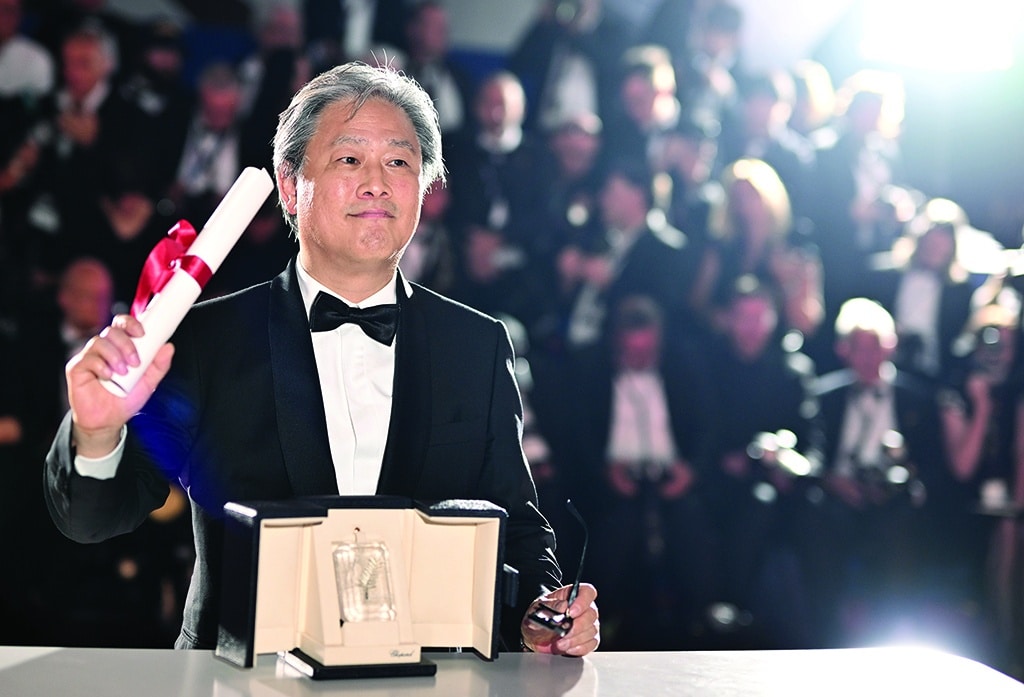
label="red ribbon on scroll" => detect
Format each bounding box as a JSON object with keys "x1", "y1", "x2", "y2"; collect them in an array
[{"x1": 130, "y1": 220, "x2": 214, "y2": 317}]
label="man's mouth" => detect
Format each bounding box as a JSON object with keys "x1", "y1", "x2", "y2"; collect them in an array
[{"x1": 352, "y1": 208, "x2": 394, "y2": 219}]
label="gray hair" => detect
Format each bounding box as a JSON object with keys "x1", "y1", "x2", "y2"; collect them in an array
[
  {"x1": 834, "y1": 297, "x2": 897, "y2": 347},
  {"x1": 273, "y1": 62, "x2": 445, "y2": 236}
]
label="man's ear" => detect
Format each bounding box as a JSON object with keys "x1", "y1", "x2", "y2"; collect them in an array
[{"x1": 277, "y1": 169, "x2": 298, "y2": 215}]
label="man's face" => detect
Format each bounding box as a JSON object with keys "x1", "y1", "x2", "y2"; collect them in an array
[
  {"x1": 550, "y1": 126, "x2": 599, "y2": 178},
  {"x1": 474, "y1": 78, "x2": 524, "y2": 134},
  {"x1": 281, "y1": 98, "x2": 423, "y2": 284},
  {"x1": 409, "y1": 5, "x2": 448, "y2": 60},
  {"x1": 58, "y1": 263, "x2": 113, "y2": 333},
  {"x1": 729, "y1": 295, "x2": 777, "y2": 361},
  {"x1": 144, "y1": 46, "x2": 182, "y2": 78},
  {"x1": 600, "y1": 174, "x2": 646, "y2": 230},
  {"x1": 62, "y1": 37, "x2": 111, "y2": 99},
  {"x1": 200, "y1": 84, "x2": 241, "y2": 131},
  {"x1": 621, "y1": 74, "x2": 657, "y2": 128},
  {"x1": 261, "y1": 6, "x2": 302, "y2": 49},
  {"x1": 838, "y1": 329, "x2": 893, "y2": 384},
  {"x1": 914, "y1": 226, "x2": 955, "y2": 272},
  {"x1": 616, "y1": 326, "x2": 661, "y2": 371}
]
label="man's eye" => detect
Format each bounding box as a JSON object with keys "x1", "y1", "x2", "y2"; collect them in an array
[
  {"x1": 337, "y1": 156, "x2": 358, "y2": 164},
  {"x1": 390, "y1": 159, "x2": 408, "y2": 167}
]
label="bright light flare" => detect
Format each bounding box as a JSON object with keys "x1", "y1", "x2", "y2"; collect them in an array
[{"x1": 860, "y1": 0, "x2": 1020, "y2": 72}]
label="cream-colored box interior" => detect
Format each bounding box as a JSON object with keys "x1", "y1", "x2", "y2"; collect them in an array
[{"x1": 248, "y1": 505, "x2": 502, "y2": 667}]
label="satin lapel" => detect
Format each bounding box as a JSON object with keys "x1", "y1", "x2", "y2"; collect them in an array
[
  {"x1": 269, "y1": 260, "x2": 339, "y2": 495},
  {"x1": 377, "y1": 274, "x2": 432, "y2": 496}
]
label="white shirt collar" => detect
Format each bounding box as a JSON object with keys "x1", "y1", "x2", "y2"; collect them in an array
[
  {"x1": 852, "y1": 362, "x2": 897, "y2": 399},
  {"x1": 477, "y1": 126, "x2": 523, "y2": 155},
  {"x1": 57, "y1": 80, "x2": 110, "y2": 114},
  {"x1": 295, "y1": 259, "x2": 412, "y2": 318}
]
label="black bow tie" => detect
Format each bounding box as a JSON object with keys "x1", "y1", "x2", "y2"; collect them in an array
[{"x1": 308, "y1": 291, "x2": 399, "y2": 346}]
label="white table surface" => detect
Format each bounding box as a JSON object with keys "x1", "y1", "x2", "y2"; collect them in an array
[{"x1": 1, "y1": 645, "x2": 1022, "y2": 696}]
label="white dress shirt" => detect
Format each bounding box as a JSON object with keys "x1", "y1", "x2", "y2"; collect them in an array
[
  {"x1": 297, "y1": 261, "x2": 405, "y2": 495},
  {"x1": 894, "y1": 268, "x2": 942, "y2": 375},
  {"x1": 835, "y1": 376, "x2": 897, "y2": 477},
  {"x1": 175, "y1": 117, "x2": 240, "y2": 198},
  {"x1": 342, "y1": 0, "x2": 375, "y2": 60},
  {"x1": 537, "y1": 46, "x2": 598, "y2": 132},
  {"x1": 566, "y1": 227, "x2": 639, "y2": 348},
  {"x1": 55, "y1": 81, "x2": 110, "y2": 158},
  {"x1": 607, "y1": 369, "x2": 679, "y2": 473},
  {"x1": 416, "y1": 62, "x2": 464, "y2": 134}
]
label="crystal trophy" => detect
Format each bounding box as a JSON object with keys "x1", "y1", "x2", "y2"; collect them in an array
[{"x1": 332, "y1": 531, "x2": 397, "y2": 623}]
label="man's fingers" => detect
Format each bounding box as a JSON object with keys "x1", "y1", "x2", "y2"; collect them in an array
[
  {"x1": 70, "y1": 339, "x2": 128, "y2": 380},
  {"x1": 554, "y1": 609, "x2": 600, "y2": 656},
  {"x1": 80, "y1": 332, "x2": 139, "y2": 377},
  {"x1": 88, "y1": 317, "x2": 146, "y2": 369},
  {"x1": 110, "y1": 313, "x2": 147, "y2": 339}
]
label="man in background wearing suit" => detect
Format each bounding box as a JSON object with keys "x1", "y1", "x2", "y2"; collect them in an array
[
  {"x1": 45, "y1": 62, "x2": 599, "y2": 656},
  {"x1": 805, "y1": 297, "x2": 952, "y2": 645}
]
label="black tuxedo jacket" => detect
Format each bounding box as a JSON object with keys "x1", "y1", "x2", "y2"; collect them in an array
[
  {"x1": 45, "y1": 260, "x2": 560, "y2": 649},
  {"x1": 813, "y1": 368, "x2": 948, "y2": 497},
  {"x1": 609, "y1": 221, "x2": 697, "y2": 324},
  {"x1": 862, "y1": 266, "x2": 975, "y2": 380},
  {"x1": 569, "y1": 337, "x2": 719, "y2": 485}
]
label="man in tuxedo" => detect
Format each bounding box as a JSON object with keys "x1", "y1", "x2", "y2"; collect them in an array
[
  {"x1": 403, "y1": 1, "x2": 470, "y2": 136},
  {"x1": 804, "y1": 297, "x2": 953, "y2": 643},
  {"x1": 560, "y1": 157, "x2": 699, "y2": 350},
  {"x1": 25, "y1": 23, "x2": 152, "y2": 282},
  {"x1": 567, "y1": 294, "x2": 716, "y2": 648},
  {"x1": 45, "y1": 63, "x2": 599, "y2": 656}
]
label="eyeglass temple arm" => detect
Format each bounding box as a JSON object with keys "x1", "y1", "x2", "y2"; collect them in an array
[{"x1": 565, "y1": 498, "x2": 587, "y2": 607}]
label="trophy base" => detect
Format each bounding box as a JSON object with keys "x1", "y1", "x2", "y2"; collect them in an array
[{"x1": 282, "y1": 648, "x2": 438, "y2": 680}]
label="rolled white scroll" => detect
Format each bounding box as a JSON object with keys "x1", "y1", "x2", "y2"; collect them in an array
[{"x1": 101, "y1": 166, "x2": 275, "y2": 397}]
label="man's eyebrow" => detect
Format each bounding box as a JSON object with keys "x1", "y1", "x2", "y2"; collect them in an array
[
  {"x1": 388, "y1": 138, "x2": 418, "y2": 153},
  {"x1": 329, "y1": 135, "x2": 417, "y2": 152}
]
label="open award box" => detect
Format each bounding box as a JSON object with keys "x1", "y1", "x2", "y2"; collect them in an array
[{"x1": 215, "y1": 496, "x2": 515, "y2": 679}]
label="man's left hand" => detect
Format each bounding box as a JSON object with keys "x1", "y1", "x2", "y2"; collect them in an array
[{"x1": 521, "y1": 583, "x2": 599, "y2": 656}]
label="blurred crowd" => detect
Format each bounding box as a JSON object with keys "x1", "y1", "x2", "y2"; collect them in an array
[{"x1": 1, "y1": 0, "x2": 1023, "y2": 678}]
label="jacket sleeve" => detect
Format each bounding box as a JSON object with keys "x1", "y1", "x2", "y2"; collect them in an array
[
  {"x1": 43, "y1": 412, "x2": 171, "y2": 544},
  {"x1": 483, "y1": 319, "x2": 563, "y2": 648}
]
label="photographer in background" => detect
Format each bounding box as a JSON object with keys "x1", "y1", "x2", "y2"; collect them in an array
[
  {"x1": 807, "y1": 298, "x2": 955, "y2": 645},
  {"x1": 705, "y1": 277, "x2": 821, "y2": 647},
  {"x1": 569, "y1": 294, "x2": 716, "y2": 649},
  {"x1": 940, "y1": 301, "x2": 1024, "y2": 672}
]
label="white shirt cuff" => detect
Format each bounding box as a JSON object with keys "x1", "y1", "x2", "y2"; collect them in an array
[{"x1": 73, "y1": 425, "x2": 127, "y2": 480}]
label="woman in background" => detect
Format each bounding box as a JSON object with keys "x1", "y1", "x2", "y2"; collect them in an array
[{"x1": 689, "y1": 157, "x2": 823, "y2": 339}]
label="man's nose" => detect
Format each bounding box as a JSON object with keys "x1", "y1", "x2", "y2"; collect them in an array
[{"x1": 359, "y1": 162, "x2": 390, "y2": 197}]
